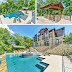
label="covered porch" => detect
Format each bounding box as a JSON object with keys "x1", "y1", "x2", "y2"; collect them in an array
[
  {"x1": 12, "y1": 46, "x2": 26, "y2": 53},
  {"x1": 40, "y1": 2, "x2": 64, "y2": 22}
]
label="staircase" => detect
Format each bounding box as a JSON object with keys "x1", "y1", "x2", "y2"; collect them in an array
[
  {"x1": 32, "y1": 44, "x2": 72, "y2": 55},
  {"x1": 34, "y1": 46, "x2": 51, "y2": 53}
]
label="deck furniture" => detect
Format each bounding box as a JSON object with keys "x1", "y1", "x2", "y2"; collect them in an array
[
  {"x1": 13, "y1": 18, "x2": 16, "y2": 23},
  {"x1": 18, "y1": 18, "x2": 21, "y2": 23},
  {"x1": 44, "y1": 14, "x2": 48, "y2": 18}
]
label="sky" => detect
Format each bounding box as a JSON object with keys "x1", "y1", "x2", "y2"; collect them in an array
[
  {"x1": 0, "y1": 0, "x2": 6, "y2": 4},
  {"x1": 0, "y1": 25, "x2": 71, "y2": 38}
]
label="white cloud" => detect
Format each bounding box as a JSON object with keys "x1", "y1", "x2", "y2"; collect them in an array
[
  {"x1": 0, "y1": 0, "x2": 6, "y2": 4},
  {"x1": 0, "y1": 25, "x2": 14, "y2": 34}
]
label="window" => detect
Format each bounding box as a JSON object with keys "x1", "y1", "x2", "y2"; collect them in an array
[
  {"x1": 35, "y1": 43, "x2": 38, "y2": 47},
  {"x1": 44, "y1": 41, "x2": 49, "y2": 46},
  {"x1": 45, "y1": 31, "x2": 48, "y2": 39},
  {"x1": 50, "y1": 32, "x2": 52, "y2": 38},
  {"x1": 38, "y1": 37, "x2": 40, "y2": 41},
  {"x1": 56, "y1": 39, "x2": 59, "y2": 45},
  {"x1": 35, "y1": 35, "x2": 37, "y2": 41}
]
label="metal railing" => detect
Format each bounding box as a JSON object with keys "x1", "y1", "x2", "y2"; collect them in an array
[{"x1": 62, "y1": 56, "x2": 65, "y2": 72}]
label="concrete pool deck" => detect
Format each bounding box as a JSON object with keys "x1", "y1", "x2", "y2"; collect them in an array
[
  {"x1": 37, "y1": 16, "x2": 72, "y2": 24},
  {"x1": 0, "y1": 10, "x2": 34, "y2": 24},
  {"x1": 63, "y1": 56, "x2": 72, "y2": 72},
  {"x1": 40, "y1": 55, "x2": 62, "y2": 72}
]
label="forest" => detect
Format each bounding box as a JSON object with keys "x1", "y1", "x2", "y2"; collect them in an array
[
  {"x1": 37, "y1": 0, "x2": 72, "y2": 16},
  {"x1": 0, "y1": 0, "x2": 35, "y2": 15},
  {"x1": 0, "y1": 28, "x2": 33, "y2": 54}
]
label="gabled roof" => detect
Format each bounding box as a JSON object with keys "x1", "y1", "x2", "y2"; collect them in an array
[
  {"x1": 22, "y1": 7, "x2": 29, "y2": 9},
  {"x1": 13, "y1": 46, "x2": 25, "y2": 48},
  {"x1": 49, "y1": 28, "x2": 55, "y2": 32},
  {"x1": 55, "y1": 27, "x2": 64, "y2": 37},
  {"x1": 40, "y1": 2, "x2": 64, "y2": 10}
]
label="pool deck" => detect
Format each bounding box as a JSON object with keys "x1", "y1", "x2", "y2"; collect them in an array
[
  {"x1": 0, "y1": 10, "x2": 34, "y2": 24},
  {"x1": 40, "y1": 55, "x2": 62, "y2": 72},
  {"x1": 37, "y1": 16, "x2": 72, "y2": 24}
]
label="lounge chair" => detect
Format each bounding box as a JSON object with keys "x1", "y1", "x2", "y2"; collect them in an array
[
  {"x1": 15, "y1": 50, "x2": 18, "y2": 53},
  {"x1": 18, "y1": 50, "x2": 20, "y2": 52},
  {"x1": 18, "y1": 18, "x2": 21, "y2": 23},
  {"x1": 22, "y1": 50, "x2": 24, "y2": 52},
  {"x1": 13, "y1": 18, "x2": 16, "y2": 23},
  {"x1": 44, "y1": 14, "x2": 47, "y2": 18}
]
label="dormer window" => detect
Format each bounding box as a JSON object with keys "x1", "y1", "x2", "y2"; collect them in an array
[{"x1": 45, "y1": 31, "x2": 48, "y2": 39}]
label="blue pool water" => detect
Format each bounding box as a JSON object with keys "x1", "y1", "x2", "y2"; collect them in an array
[
  {"x1": 6, "y1": 54, "x2": 44, "y2": 72},
  {"x1": 0, "y1": 58, "x2": 2, "y2": 64},
  {"x1": 3, "y1": 11, "x2": 28, "y2": 20}
]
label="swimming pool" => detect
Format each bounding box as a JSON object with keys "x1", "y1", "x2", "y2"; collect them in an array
[
  {"x1": 6, "y1": 54, "x2": 48, "y2": 72},
  {"x1": 3, "y1": 11, "x2": 28, "y2": 20}
]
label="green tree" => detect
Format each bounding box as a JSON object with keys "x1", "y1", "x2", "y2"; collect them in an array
[
  {"x1": 5, "y1": 9, "x2": 7, "y2": 14},
  {"x1": 14, "y1": 33, "x2": 25, "y2": 46},
  {"x1": 2, "y1": 9, "x2": 4, "y2": 14},
  {"x1": 0, "y1": 28, "x2": 32, "y2": 54},
  {"x1": 29, "y1": 0, "x2": 35, "y2": 10},
  {"x1": 64, "y1": 33, "x2": 72, "y2": 43},
  {"x1": 24, "y1": 36, "x2": 33, "y2": 48}
]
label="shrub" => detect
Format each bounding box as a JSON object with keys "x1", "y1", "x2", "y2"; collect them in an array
[
  {"x1": 5, "y1": 9, "x2": 7, "y2": 14},
  {"x1": 8, "y1": 9, "x2": 10, "y2": 13},
  {"x1": 0, "y1": 49, "x2": 4, "y2": 55},
  {"x1": 2, "y1": 9, "x2": 4, "y2": 14},
  {"x1": 11, "y1": 9, "x2": 13, "y2": 13}
]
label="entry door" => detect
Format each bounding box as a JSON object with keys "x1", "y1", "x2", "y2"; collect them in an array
[{"x1": 56, "y1": 39, "x2": 59, "y2": 45}]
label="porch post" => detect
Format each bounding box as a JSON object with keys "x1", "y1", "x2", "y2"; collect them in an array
[
  {"x1": 62, "y1": 9, "x2": 63, "y2": 15},
  {"x1": 58, "y1": 10, "x2": 60, "y2": 15},
  {"x1": 47, "y1": 9, "x2": 48, "y2": 14},
  {"x1": 41, "y1": 10, "x2": 42, "y2": 16}
]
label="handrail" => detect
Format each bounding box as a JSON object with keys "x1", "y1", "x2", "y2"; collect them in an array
[{"x1": 62, "y1": 56, "x2": 65, "y2": 72}]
